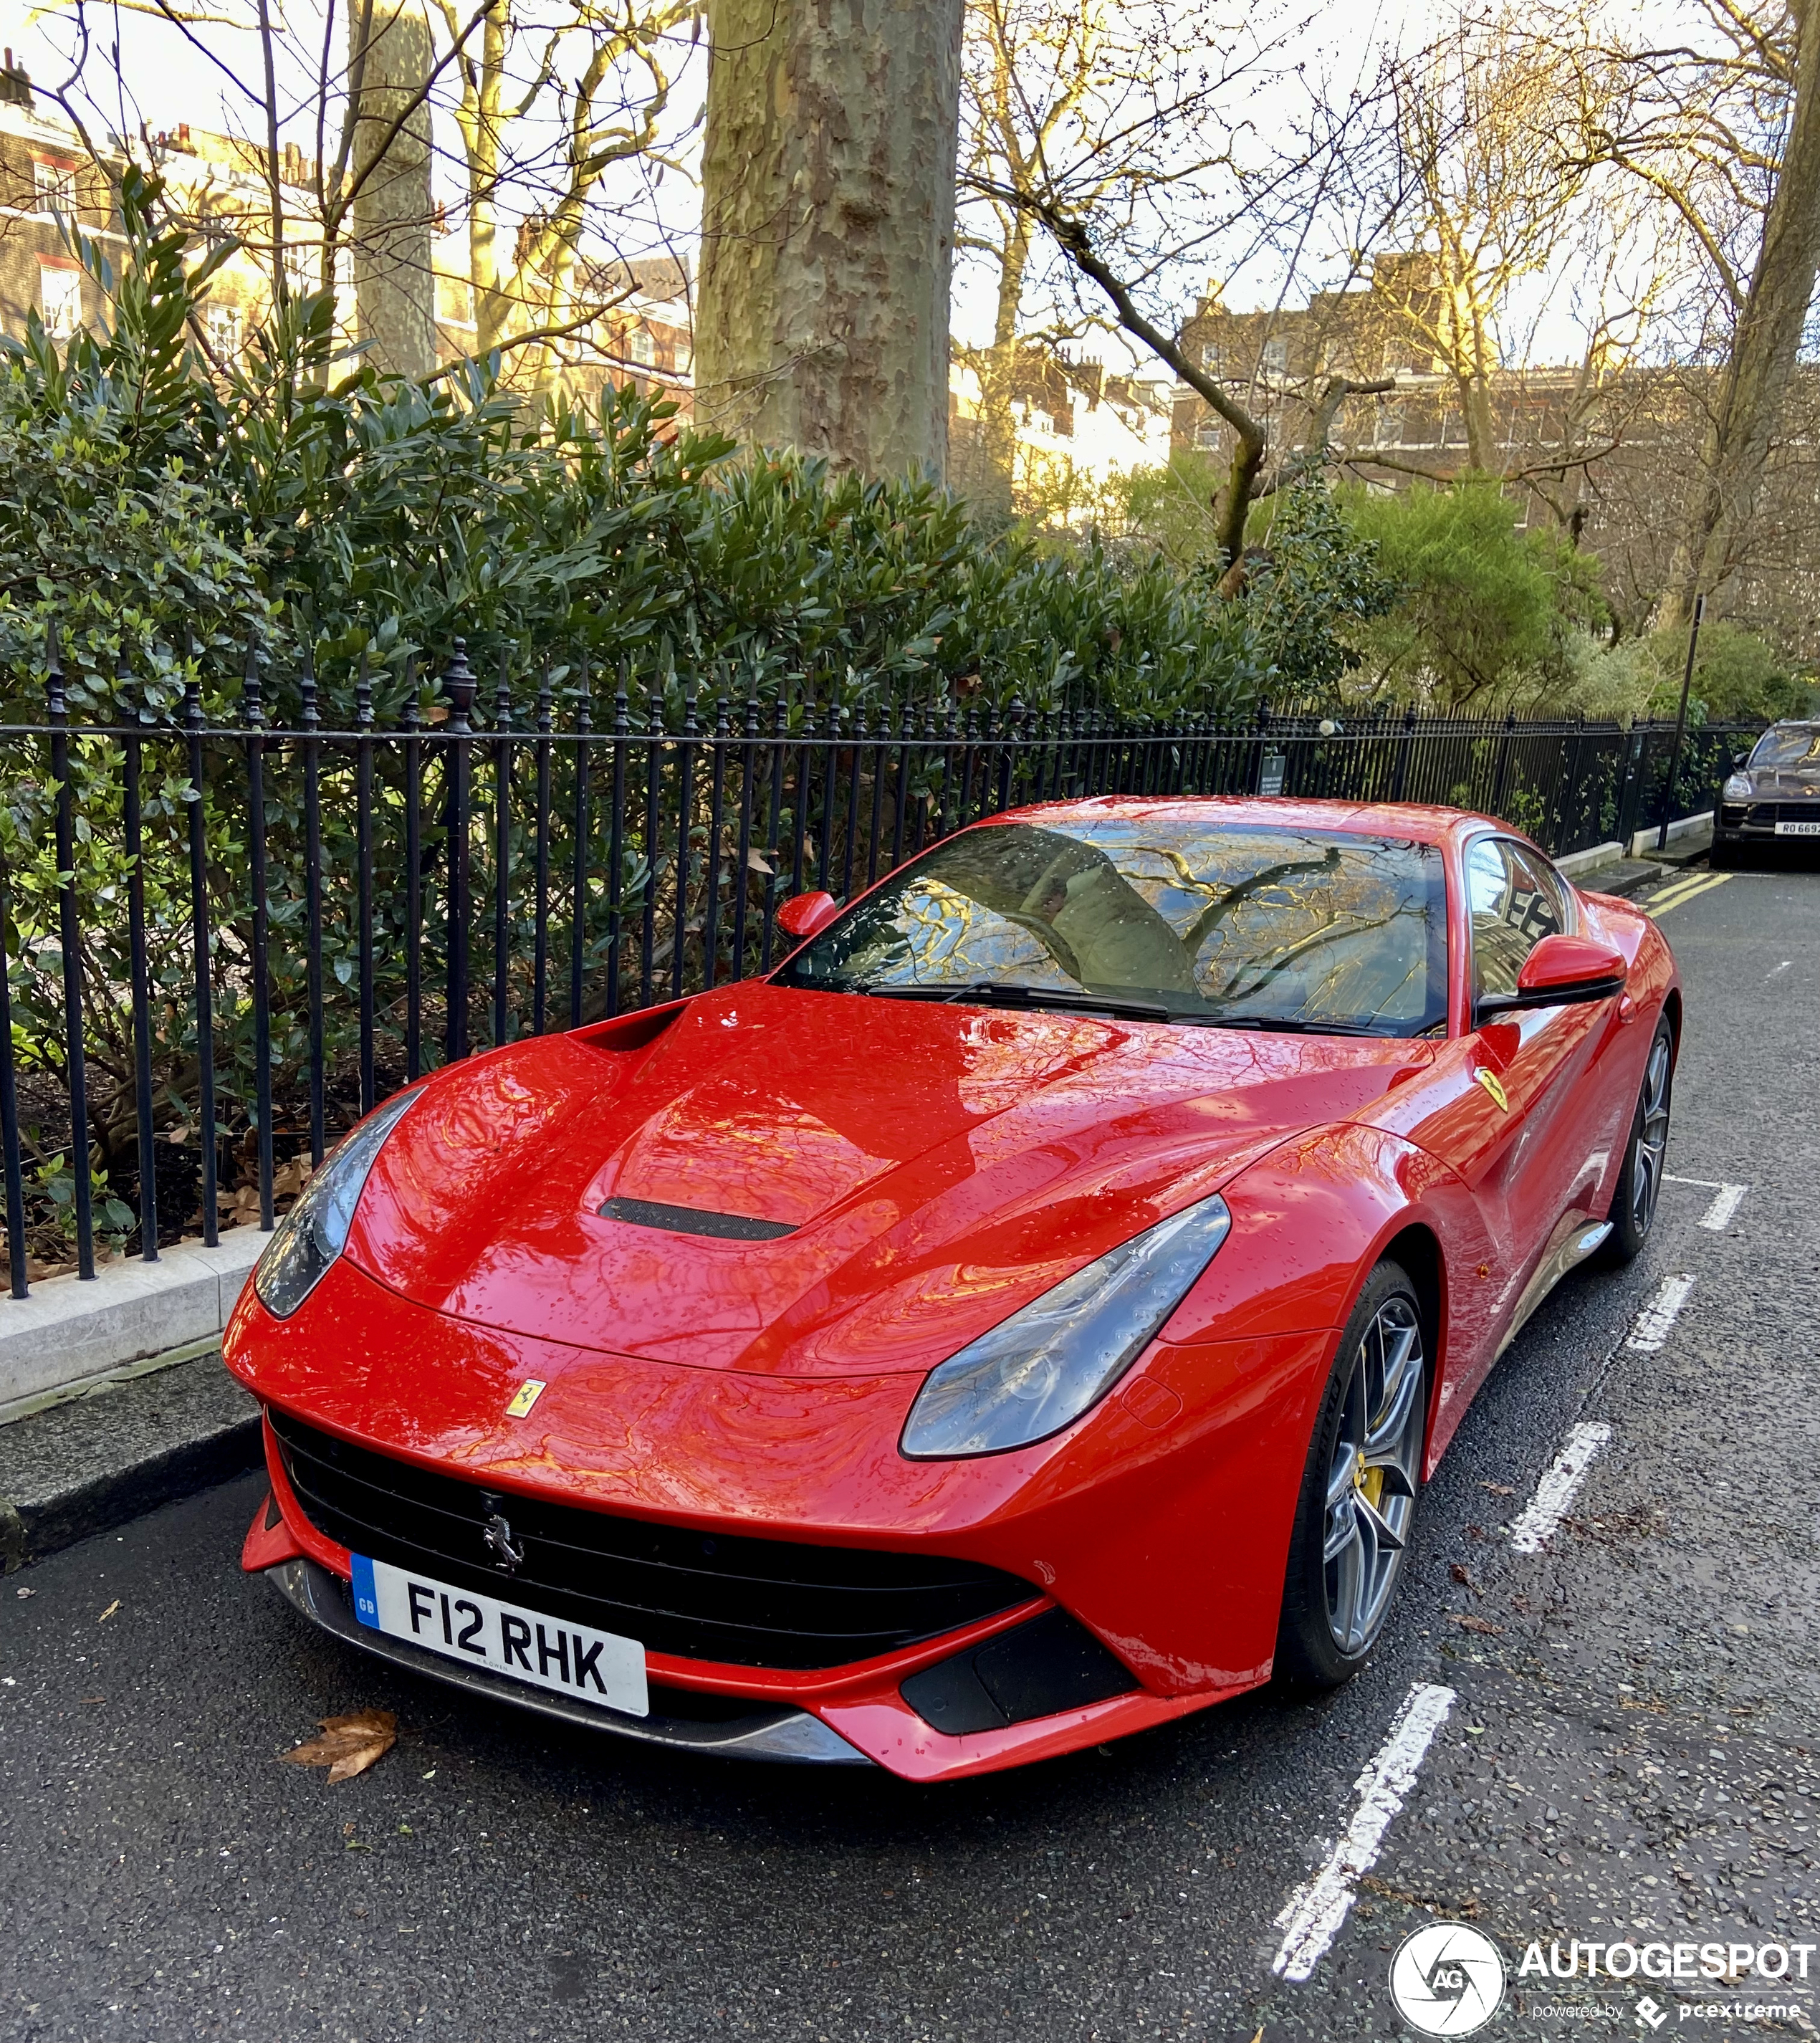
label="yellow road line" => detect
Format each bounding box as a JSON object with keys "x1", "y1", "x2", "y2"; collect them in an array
[{"x1": 1647, "y1": 871, "x2": 1732, "y2": 917}]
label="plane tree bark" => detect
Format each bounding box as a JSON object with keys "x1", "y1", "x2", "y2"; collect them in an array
[{"x1": 694, "y1": 0, "x2": 966, "y2": 477}]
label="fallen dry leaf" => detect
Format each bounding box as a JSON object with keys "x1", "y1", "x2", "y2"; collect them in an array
[
  {"x1": 1448, "y1": 1562, "x2": 1482, "y2": 1592},
  {"x1": 280, "y1": 1708, "x2": 397, "y2": 1784},
  {"x1": 97, "y1": 1600, "x2": 120, "y2": 1622},
  {"x1": 15, "y1": 1585, "x2": 34, "y2": 1599},
  {"x1": 1449, "y1": 1612, "x2": 1505, "y2": 1635},
  {"x1": 746, "y1": 846, "x2": 774, "y2": 875},
  {"x1": 1478, "y1": 1480, "x2": 1514, "y2": 1496},
  {"x1": 271, "y1": 1156, "x2": 315, "y2": 1198}
]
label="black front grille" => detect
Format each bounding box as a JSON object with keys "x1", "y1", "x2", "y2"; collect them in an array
[
  {"x1": 269, "y1": 1407, "x2": 1038, "y2": 1670},
  {"x1": 1744, "y1": 800, "x2": 1820, "y2": 828}
]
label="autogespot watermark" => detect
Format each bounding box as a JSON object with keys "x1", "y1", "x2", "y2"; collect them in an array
[
  {"x1": 1510, "y1": 1934, "x2": 1813, "y2": 2030},
  {"x1": 1389, "y1": 1923, "x2": 1510, "y2": 2035},
  {"x1": 1385, "y1": 1927, "x2": 1816, "y2": 2034}
]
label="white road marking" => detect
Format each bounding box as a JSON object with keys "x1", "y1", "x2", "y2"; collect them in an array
[
  {"x1": 1269, "y1": 1681, "x2": 1455, "y2": 1982},
  {"x1": 1662, "y1": 1177, "x2": 1749, "y2": 1230},
  {"x1": 1510, "y1": 1421, "x2": 1613, "y2": 1554},
  {"x1": 1626, "y1": 1272, "x2": 1697, "y2": 1352}
]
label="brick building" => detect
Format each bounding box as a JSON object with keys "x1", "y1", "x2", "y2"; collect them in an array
[{"x1": 0, "y1": 57, "x2": 690, "y2": 411}]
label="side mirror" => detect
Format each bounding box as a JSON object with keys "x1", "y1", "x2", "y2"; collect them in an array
[
  {"x1": 775, "y1": 890, "x2": 840, "y2": 940},
  {"x1": 1733, "y1": 752, "x2": 1750, "y2": 769},
  {"x1": 1477, "y1": 933, "x2": 1627, "y2": 1020}
]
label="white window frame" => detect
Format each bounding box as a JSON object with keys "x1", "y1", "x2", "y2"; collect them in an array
[
  {"x1": 34, "y1": 158, "x2": 77, "y2": 220},
  {"x1": 38, "y1": 262, "x2": 82, "y2": 337}
]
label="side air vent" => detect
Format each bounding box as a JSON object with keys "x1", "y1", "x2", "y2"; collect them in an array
[
  {"x1": 899, "y1": 1607, "x2": 1136, "y2": 1733},
  {"x1": 598, "y1": 1197, "x2": 796, "y2": 1242}
]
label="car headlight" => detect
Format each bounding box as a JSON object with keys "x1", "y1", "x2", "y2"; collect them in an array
[
  {"x1": 253, "y1": 1087, "x2": 423, "y2": 1319},
  {"x1": 900, "y1": 1195, "x2": 1232, "y2": 1459},
  {"x1": 1723, "y1": 772, "x2": 1752, "y2": 800}
]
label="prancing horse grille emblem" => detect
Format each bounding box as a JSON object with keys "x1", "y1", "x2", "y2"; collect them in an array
[{"x1": 482, "y1": 1512, "x2": 525, "y2": 1573}]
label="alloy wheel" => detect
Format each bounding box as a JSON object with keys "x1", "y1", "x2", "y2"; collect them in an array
[
  {"x1": 1629, "y1": 1032, "x2": 1672, "y2": 1238},
  {"x1": 1322, "y1": 1296, "x2": 1426, "y2": 1656}
]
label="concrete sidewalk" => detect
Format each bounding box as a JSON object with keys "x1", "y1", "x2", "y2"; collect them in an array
[{"x1": 0, "y1": 1348, "x2": 259, "y2": 1572}]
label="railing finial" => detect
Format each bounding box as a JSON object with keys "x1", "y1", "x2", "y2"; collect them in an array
[
  {"x1": 45, "y1": 621, "x2": 65, "y2": 724},
  {"x1": 444, "y1": 639, "x2": 477, "y2": 733},
  {"x1": 241, "y1": 640, "x2": 264, "y2": 729}
]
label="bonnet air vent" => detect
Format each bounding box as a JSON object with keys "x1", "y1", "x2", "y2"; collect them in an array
[{"x1": 598, "y1": 1196, "x2": 796, "y2": 1242}]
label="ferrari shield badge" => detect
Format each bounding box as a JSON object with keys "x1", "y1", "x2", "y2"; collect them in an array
[
  {"x1": 504, "y1": 1379, "x2": 547, "y2": 1419},
  {"x1": 1473, "y1": 1068, "x2": 1510, "y2": 1112}
]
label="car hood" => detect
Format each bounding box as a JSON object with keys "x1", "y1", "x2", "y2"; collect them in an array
[
  {"x1": 347, "y1": 983, "x2": 1431, "y2": 1377},
  {"x1": 1734, "y1": 764, "x2": 1820, "y2": 798}
]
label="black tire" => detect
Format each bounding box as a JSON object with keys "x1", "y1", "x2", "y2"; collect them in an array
[
  {"x1": 1709, "y1": 841, "x2": 1740, "y2": 869},
  {"x1": 1595, "y1": 1017, "x2": 1674, "y2": 1267},
  {"x1": 1275, "y1": 1260, "x2": 1429, "y2": 1690}
]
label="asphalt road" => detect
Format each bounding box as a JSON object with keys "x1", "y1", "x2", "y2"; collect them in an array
[{"x1": 3, "y1": 863, "x2": 1816, "y2": 2043}]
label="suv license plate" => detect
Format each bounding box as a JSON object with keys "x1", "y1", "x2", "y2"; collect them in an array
[{"x1": 351, "y1": 1554, "x2": 649, "y2": 1717}]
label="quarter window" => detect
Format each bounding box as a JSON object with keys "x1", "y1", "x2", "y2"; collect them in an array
[{"x1": 1467, "y1": 840, "x2": 1566, "y2": 1001}]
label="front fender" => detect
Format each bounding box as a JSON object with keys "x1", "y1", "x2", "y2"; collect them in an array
[{"x1": 1166, "y1": 1120, "x2": 1492, "y2": 1472}]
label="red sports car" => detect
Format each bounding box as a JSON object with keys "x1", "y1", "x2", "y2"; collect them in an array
[{"x1": 226, "y1": 797, "x2": 1678, "y2": 1781}]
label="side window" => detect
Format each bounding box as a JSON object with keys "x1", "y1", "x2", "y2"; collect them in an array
[
  {"x1": 1468, "y1": 840, "x2": 1563, "y2": 1000},
  {"x1": 1511, "y1": 847, "x2": 1571, "y2": 937}
]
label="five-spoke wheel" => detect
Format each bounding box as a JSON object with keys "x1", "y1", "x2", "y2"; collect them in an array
[
  {"x1": 1597, "y1": 1015, "x2": 1675, "y2": 1266},
  {"x1": 1321, "y1": 1295, "x2": 1426, "y2": 1657},
  {"x1": 1275, "y1": 1260, "x2": 1429, "y2": 1687}
]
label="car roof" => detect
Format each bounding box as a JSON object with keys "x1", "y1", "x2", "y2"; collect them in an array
[{"x1": 988, "y1": 793, "x2": 1516, "y2": 852}]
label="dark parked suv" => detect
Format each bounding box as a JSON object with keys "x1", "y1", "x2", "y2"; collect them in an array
[{"x1": 1713, "y1": 722, "x2": 1820, "y2": 863}]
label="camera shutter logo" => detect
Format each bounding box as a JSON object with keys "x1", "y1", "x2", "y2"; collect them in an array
[{"x1": 1389, "y1": 1923, "x2": 1508, "y2": 2037}]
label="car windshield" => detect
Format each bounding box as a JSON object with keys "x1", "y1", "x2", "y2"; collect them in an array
[
  {"x1": 775, "y1": 818, "x2": 1449, "y2": 1036},
  {"x1": 1749, "y1": 727, "x2": 1820, "y2": 768}
]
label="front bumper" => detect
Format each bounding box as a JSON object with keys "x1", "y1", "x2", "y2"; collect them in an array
[
  {"x1": 1715, "y1": 798, "x2": 1820, "y2": 845},
  {"x1": 228, "y1": 1255, "x2": 1327, "y2": 1778}
]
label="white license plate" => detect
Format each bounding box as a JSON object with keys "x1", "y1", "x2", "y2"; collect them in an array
[
  {"x1": 351, "y1": 1554, "x2": 648, "y2": 1717},
  {"x1": 1775, "y1": 818, "x2": 1820, "y2": 836}
]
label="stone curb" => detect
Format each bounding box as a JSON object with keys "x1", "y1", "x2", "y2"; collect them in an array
[
  {"x1": 0, "y1": 1227, "x2": 267, "y2": 1419},
  {"x1": 0, "y1": 1348, "x2": 261, "y2": 1571}
]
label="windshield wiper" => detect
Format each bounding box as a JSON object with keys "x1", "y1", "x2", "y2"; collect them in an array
[
  {"x1": 1187, "y1": 1013, "x2": 1386, "y2": 1037},
  {"x1": 843, "y1": 980, "x2": 1176, "y2": 1024},
  {"x1": 830, "y1": 980, "x2": 1393, "y2": 1035}
]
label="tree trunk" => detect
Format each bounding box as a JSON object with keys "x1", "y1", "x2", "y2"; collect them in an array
[
  {"x1": 349, "y1": 0, "x2": 437, "y2": 379},
  {"x1": 696, "y1": 0, "x2": 965, "y2": 477},
  {"x1": 1660, "y1": 0, "x2": 1820, "y2": 626}
]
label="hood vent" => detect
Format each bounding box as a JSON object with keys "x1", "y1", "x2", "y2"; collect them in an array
[{"x1": 599, "y1": 1196, "x2": 797, "y2": 1243}]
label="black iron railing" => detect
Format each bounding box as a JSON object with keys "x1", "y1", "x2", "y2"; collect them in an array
[{"x1": 0, "y1": 641, "x2": 1761, "y2": 1297}]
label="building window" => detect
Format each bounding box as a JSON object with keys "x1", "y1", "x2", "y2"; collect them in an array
[
  {"x1": 39, "y1": 262, "x2": 82, "y2": 336},
  {"x1": 629, "y1": 325, "x2": 655, "y2": 365},
  {"x1": 206, "y1": 304, "x2": 242, "y2": 358},
  {"x1": 34, "y1": 158, "x2": 77, "y2": 220},
  {"x1": 1263, "y1": 336, "x2": 1288, "y2": 374},
  {"x1": 282, "y1": 244, "x2": 316, "y2": 300}
]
